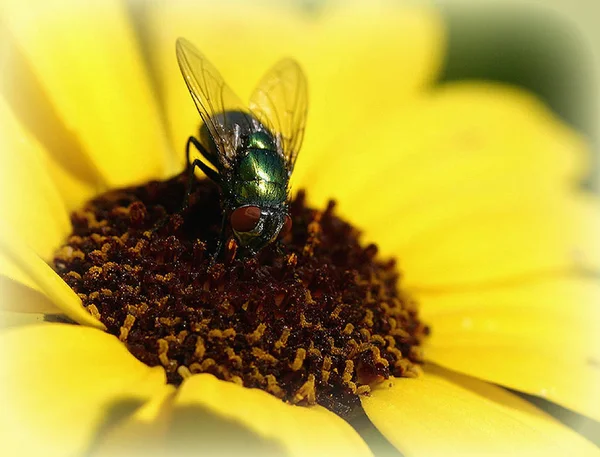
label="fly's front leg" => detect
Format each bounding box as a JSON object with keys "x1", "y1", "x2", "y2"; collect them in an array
[
  {"x1": 182, "y1": 136, "x2": 220, "y2": 212},
  {"x1": 211, "y1": 212, "x2": 228, "y2": 263}
]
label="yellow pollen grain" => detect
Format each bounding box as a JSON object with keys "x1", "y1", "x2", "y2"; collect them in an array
[
  {"x1": 118, "y1": 314, "x2": 136, "y2": 341},
  {"x1": 65, "y1": 271, "x2": 82, "y2": 281},
  {"x1": 157, "y1": 339, "x2": 170, "y2": 366},
  {"x1": 290, "y1": 348, "x2": 307, "y2": 371},
  {"x1": 252, "y1": 347, "x2": 278, "y2": 365},
  {"x1": 346, "y1": 339, "x2": 360, "y2": 359},
  {"x1": 230, "y1": 375, "x2": 244, "y2": 386},
  {"x1": 409, "y1": 346, "x2": 424, "y2": 362},
  {"x1": 225, "y1": 347, "x2": 243, "y2": 368},
  {"x1": 342, "y1": 360, "x2": 354, "y2": 384},
  {"x1": 274, "y1": 328, "x2": 291, "y2": 350},
  {"x1": 362, "y1": 309, "x2": 374, "y2": 327},
  {"x1": 342, "y1": 323, "x2": 354, "y2": 335},
  {"x1": 391, "y1": 328, "x2": 411, "y2": 339},
  {"x1": 293, "y1": 374, "x2": 316, "y2": 404},
  {"x1": 357, "y1": 385, "x2": 371, "y2": 395},
  {"x1": 194, "y1": 336, "x2": 206, "y2": 360},
  {"x1": 321, "y1": 356, "x2": 333, "y2": 384},
  {"x1": 300, "y1": 313, "x2": 311, "y2": 328},
  {"x1": 198, "y1": 358, "x2": 216, "y2": 371},
  {"x1": 86, "y1": 304, "x2": 101, "y2": 320},
  {"x1": 247, "y1": 323, "x2": 267, "y2": 344},
  {"x1": 305, "y1": 290, "x2": 316, "y2": 306},
  {"x1": 55, "y1": 246, "x2": 85, "y2": 262},
  {"x1": 177, "y1": 365, "x2": 192, "y2": 379},
  {"x1": 176, "y1": 330, "x2": 189, "y2": 344},
  {"x1": 127, "y1": 302, "x2": 149, "y2": 317},
  {"x1": 308, "y1": 347, "x2": 322, "y2": 359},
  {"x1": 302, "y1": 215, "x2": 322, "y2": 256},
  {"x1": 265, "y1": 374, "x2": 285, "y2": 398},
  {"x1": 286, "y1": 252, "x2": 297, "y2": 267},
  {"x1": 370, "y1": 346, "x2": 390, "y2": 368},
  {"x1": 327, "y1": 337, "x2": 344, "y2": 355},
  {"x1": 359, "y1": 328, "x2": 372, "y2": 341},
  {"x1": 86, "y1": 266, "x2": 103, "y2": 279},
  {"x1": 371, "y1": 334, "x2": 386, "y2": 346},
  {"x1": 208, "y1": 328, "x2": 236, "y2": 340},
  {"x1": 329, "y1": 304, "x2": 343, "y2": 320},
  {"x1": 159, "y1": 317, "x2": 182, "y2": 327}
]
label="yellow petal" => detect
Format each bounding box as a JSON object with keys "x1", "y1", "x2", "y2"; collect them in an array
[
  {"x1": 0, "y1": 276, "x2": 61, "y2": 314},
  {"x1": 0, "y1": 37, "x2": 99, "y2": 211},
  {"x1": 163, "y1": 373, "x2": 373, "y2": 457},
  {"x1": 361, "y1": 365, "x2": 600, "y2": 457},
  {"x1": 0, "y1": 223, "x2": 104, "y2": 329},
  {"x1": 419, "y1": 277, "x2": 600, "y2": 421},
  {"x1": 0, "y1": 324, "x2": 166, "y2": 457},
  {"x1": 141, "y1": 1, "x2": 443, "y2": 178},
  {"x1": 90, "y1": 385, "x2": 177, "y2": 457},
  {"x1": 304, "y1": 83, "x2": 595, "y2": 287},
  {"x1": 1, "y1": 0, "x2": 175, "y2": 188},
  {"x1": 0, "y1": 311, "x2": 46, "y2": 329},
  {"x1": 397, "y1": 192, "x2": 600, "y2": 289},
  {"x1": 0, "y1": 98, "x2": 71, "y2": 261}
]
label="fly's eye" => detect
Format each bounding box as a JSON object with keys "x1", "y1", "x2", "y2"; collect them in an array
[
  {"x1": 279, "y1": 215, "x2": 292, "y2": 238},
  {"x1": 230, "y1": 206, "x2": 261, "y2": 232}
]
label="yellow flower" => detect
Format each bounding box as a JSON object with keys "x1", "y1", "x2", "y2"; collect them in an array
[{"x1": 1, "y1": 1, "x2": 599, "y2": 456}]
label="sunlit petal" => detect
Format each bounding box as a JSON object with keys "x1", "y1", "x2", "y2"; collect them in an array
[
  {"x1": 306, "y1": 83, "x2": 595, "y2": 286},
  {"x1": 161, "y1": 373, "x2": 373, "y2": 457},
  {"x1": 0, "y1": 276, "x2": 61, "y2": 314},
  {"x1": 0, "y1": 224, "x2": 104, "y2": 329},
  {"x1": 0, "y1": 0, "x2": 174, "y2": 188},
  {"x1": 420, "y1": 277, "x2": 600, "y2": 421},
  {"x1": 0, "y1": 98, "x2": 71, "y2": 262},
  {"x1": 0, "y1": 324, "x2": 166, "y2": 457},
  {"x1": 90, "y1": 385, "x2": 177, "y2": 457},
  {"x1": 362, "y1": 365, "x2": 600, "y2": 457}
]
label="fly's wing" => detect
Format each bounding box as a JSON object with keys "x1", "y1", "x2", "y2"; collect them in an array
[
  {"x1": 176, "y1": 37, "x2": 254, "y2": 169},
  {"x1": 249, "y1": 59, "x2": 308, "y2": 173}
]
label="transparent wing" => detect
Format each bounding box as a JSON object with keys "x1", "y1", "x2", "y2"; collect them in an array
[
  {"x1": 176, "y1": 37, "x2": 253, "y2": 168},
  {"x1": 249, "y1": 59, "x2": 308, "y2": 172}
]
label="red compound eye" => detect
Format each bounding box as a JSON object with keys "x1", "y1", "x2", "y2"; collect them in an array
[
  {"x1": 230, "y1": 206, "x2": 261, "y2": 232},
  {"x1": 279, "y1": 215, "x2": 292, "y2": 238}
]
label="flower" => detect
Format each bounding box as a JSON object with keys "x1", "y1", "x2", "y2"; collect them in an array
[{"x1": 1, "y1": 0, "x2": 599, "y2": 456}]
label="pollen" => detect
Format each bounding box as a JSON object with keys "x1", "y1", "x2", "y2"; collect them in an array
[{"x1": 53, "y1": 175, "x2": 429, "y2": 416}]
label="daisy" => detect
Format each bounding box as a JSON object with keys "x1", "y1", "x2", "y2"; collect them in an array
[{"x1": 0, "y1": 1, "x2": 599, "y2": 456}]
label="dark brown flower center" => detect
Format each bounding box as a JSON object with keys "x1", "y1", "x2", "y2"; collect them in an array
[{"x1": 52, "y1": 175, "x2": 428, "y2": 416}]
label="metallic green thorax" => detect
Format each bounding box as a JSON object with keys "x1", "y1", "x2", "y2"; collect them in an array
[{"x1": 228, "y1": 133, "x2": 289, "y2": 208}]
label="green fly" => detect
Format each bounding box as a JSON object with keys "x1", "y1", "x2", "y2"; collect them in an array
[{"x1": 176, "y1": 38, "x2": 308, "y2": 256}]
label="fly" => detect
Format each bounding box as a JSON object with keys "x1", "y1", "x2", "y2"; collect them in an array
[{"x1": 176, "y1": 37, "x2": 308, "y2": 257}]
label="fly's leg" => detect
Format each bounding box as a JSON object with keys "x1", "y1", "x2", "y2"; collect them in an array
[
  {"x1": 182, "y1": 136, "x2": 220, "y2": 211},
  {"x1": 186, "y1": 136, "x2": 228, "y2": 262},
  {"x1": 211, "y1": 212, "x2": 228, "y2": 263},
  {"x1": 153, "y1": 136, "x2": 220, "y2": 233}
]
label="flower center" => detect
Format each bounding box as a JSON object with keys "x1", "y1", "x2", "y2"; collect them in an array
[{"x1": 53, "y1": 175, "x2": 428, "y2": 415}]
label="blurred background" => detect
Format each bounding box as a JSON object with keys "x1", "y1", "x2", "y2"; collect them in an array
[
  {"x1": 294, "y1": 0, "x2": 600, "y2": 190},
  {"x1": 435, "y1": 0, "x2": 599, "y2": 192}
]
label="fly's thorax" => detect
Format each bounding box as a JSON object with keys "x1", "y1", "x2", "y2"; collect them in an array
[{"x1": 231, "y1": 148, "x2": 289, "y2": 206}]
